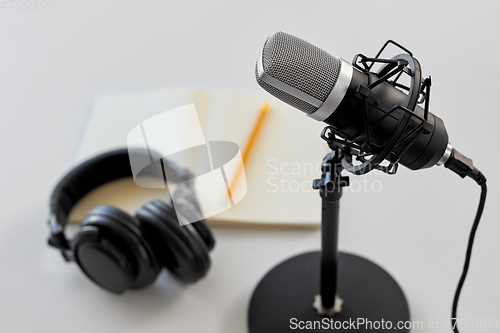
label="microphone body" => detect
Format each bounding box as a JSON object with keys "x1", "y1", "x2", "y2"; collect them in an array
[
  {"x1": 256, "y1": 32, "x2": 449, "y2": 170},
  {"x1": 322, "y1": 63, "x2": 449, "y2": 170}
]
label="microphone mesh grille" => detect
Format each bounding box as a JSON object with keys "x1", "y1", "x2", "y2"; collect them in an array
[
  {"x1": 255, "y1": 32, "x2": 342, "y2": 114},
  {"x1": 255, "y1": 65, "x2": 318, "y2": 114}
]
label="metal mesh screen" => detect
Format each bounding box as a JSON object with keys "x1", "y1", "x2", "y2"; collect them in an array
[
  {"x1": 255, "y1": 64, "x2": 318, "y2": 114},
  {"x1": 255, "y1": 32, "x2": 342, "y2": 114}
]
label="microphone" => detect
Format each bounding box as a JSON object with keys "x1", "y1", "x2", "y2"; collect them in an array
[
  {"x1": 255, "y1": 32, "x2": 488, "y2": 333},
  {"x1": 255, "y1": 31, "x2": 452, "y2": 173}
]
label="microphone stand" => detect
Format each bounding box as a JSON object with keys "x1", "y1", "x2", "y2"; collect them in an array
[{"x1": 248, "y1": 146, "x2": 412, "y2": 333}]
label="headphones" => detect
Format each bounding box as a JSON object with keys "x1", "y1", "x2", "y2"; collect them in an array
[{"x1": 47, "y1": 149, "x2": 215, "y2": 293}]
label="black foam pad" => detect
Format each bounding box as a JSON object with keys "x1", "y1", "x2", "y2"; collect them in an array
[
  {"x1": 190, "y1": 219, "x2": 215, "y2": 251},
  {"x1": 151, "y1": 201, "x2": 210, "y2": 273},
  {"x1": 136, "y1": 200, "x2": 210, "y2": 283},
  {"x1": 172, "y1": 194, "x2": 215, "y2": 251}
]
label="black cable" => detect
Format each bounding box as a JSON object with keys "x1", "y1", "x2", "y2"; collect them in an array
[{"x1": 451, "y1": 179, "x2": 487, "y2": 333}]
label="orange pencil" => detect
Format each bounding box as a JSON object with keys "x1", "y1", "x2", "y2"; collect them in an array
[{"x1": 227, "y1": 102, "x2": 270, "y2": 197}]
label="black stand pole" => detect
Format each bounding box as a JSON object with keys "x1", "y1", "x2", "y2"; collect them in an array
[
  {"x1": 320, "y1": 187, "x2": 340, "y2": 309},
  {"x1": 313, "y1": 149, "x2": 347, "y2": 311},
  {"x1": 248, "y1": 149, "x2": 411, "y2": 333}
]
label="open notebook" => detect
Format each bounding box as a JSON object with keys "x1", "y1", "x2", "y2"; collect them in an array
[{"x1": 71, "y1": 88, "x2": 329, "y2": 227}]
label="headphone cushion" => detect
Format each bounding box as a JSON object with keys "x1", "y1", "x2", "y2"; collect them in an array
[
  {"x1": 78, "y1": 206, "x2": 161, "y2": 290},
  {"x1": 136, "y1": 200, "x2": 210, "y2": 283},
  {"x1": 150, "y1": 200, "x2": 211, "y2": 275},
  {"x1": 188, "y1": 217, "x2": 215, "y2": 251}
]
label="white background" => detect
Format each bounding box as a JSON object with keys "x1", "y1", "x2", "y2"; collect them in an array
[{"x1": 1, "y1": 1, "x2": 499, "y2": 332}]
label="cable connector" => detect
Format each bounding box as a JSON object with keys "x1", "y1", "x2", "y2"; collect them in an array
[{"x1": 445, "y1": 148, "x2": 486, "y2": 185}]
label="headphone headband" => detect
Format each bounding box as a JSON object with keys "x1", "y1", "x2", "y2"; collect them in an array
[{"x1": 48, "y1": 148, "x2": 189, "y2": 260}]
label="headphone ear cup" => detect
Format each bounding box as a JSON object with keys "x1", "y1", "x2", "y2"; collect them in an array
[
  {"x1": 71, "y1": 225, "x2": 134, "y2": 293},
  {"x1": 74, "y1": 206, "x2": 161, "y2": 292},
  {"x1": 136, "y1": 200, "x2": 211, "y2": 283},
  {"x1": 169, "y1": 186, "x2": 215, "y2": 251},
  {"x1": 188, "y1": 218, "x2": 215, "y2": 251}
]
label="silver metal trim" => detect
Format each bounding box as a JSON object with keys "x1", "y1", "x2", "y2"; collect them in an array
[
  {"x1": 309, "y1": 58, "x2": 353, "y2": 121},
  {"x1": 437, "y1": 142, "x2": 453, "y2": 166},
  {"x1": 256, "y1": 42, "x2": 323, "y2": 108}
]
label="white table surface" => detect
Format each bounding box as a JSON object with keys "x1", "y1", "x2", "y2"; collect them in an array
[{"x1": 1, "y1": 1, "x2": 499, "y2": 332}]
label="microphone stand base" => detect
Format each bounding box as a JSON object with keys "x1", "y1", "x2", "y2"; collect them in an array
[{"x1": 248, "y1": 251, "x2": 410, "y2": 333}]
